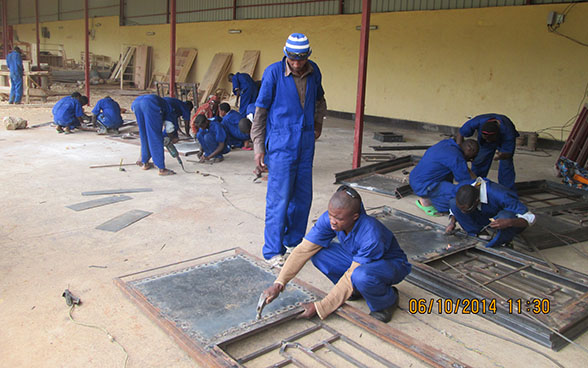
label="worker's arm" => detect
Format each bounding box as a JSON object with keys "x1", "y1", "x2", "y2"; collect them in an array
[
  {"x1": 202, "y1": 142, "x2": 226, "y2": 161},
  {"x1": 445, "y1": 214, "x2": 457, "y2": 234},
  {"x1": 468, "y1": 168, "x2": 477, "y2": 179},
  {"x1": 251, "y1": 107, "x2": 267, "y2": 172},
  {"x1": 314, "y1": 97, "x2": 327, "y2": 140},
  {"x1": 313, "y1": 262, "x2": 360, "y2": 319},
  {"x1": 264, "y1": 240, "x2": 322, "y2": 303},
  {"x1": 455, "y1": 132, "x2": 464, "y2": 145},
  {"x1": 494, "y1": 152, "x2": 513, "y2": 161},
  {"x1": 489, "y1": 217, "x2": 529, "y2": 230}
]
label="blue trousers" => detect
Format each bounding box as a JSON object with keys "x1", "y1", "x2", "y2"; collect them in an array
[
  {"x1": 197, "y1": 131, "x2": 229, "y2": 158},
  {"x1": 135, "y1": 100, "x2": 166, "y2": 169},
  {"x1": 311, "y1": 242, "x2": 411, "y2": 312},
  {"x1": 238, "y1": 91, "x2": 256, "y2": 116},
  {"x1": 425, "y1": 181, "x2": 458, "y2": 213},
  {"x1": 97, "y1": 114, "x2": 123, "y2": 129},
  {"x1": 9, "y1": 72, "x2": 23, "y2": 103},
  {"x1": 224, "y1": 124, "x2": 250, "y2": 148},
  {"x1": 450, "y1": 199, "x2": 523, "y2": 247},
  {"x1": 472, "y1": 143, "x2": 516, "y2": 190}
]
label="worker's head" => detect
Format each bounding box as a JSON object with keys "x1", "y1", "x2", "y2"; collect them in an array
[
  {"x1": 481, "y1": 119, "x2": 500, "y2": 143},
  {"x1": 71, "y1": 92, "x2": 82, "y2": 99},
  {"x1": 239, "y1": 117, "x2": 252, "y2": 135},
  {"x1": 328, "y1": 185, "x2": 362, "y2": 234},
  {"x1": 184, "y1": 100, "x2": 194, "y2": 112},
  {"x1": 79, "y1": 95, "x2": 89, "y2": 106},
  {"x1": 284, "y1": 33, "x2": 311, "y2": 73},
  {"x1": 460, "y1": 139, "x2": 479, "y2": 161},
  {"x1": 195, "y1": 114, "x2": 209, "y2": 130},
  {"x1": 228, "y1": 73, "x2": 234, "y2": 82},
  {"x1": 218, "y1": 102, "x2": 231, "y2": 117},
  {"x1": 455, "y1": 185, "x2": 480, "y2": 214},
  {"x1": 13, "y1": 46, "x2": 21, "y2": 53}
]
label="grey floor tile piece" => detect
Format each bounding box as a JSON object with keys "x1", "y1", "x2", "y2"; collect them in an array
[
  {"x1": 82, "y1": 188, "x2": 153, "y2": 196},
  {"x1": 96, "y1": 210, "x2": 153, "y2": 232},
  {"x1": 66, "y1": 195, "x2": 132, "y2": 211}
]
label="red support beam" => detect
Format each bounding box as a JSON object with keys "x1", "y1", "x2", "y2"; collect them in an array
[
  {"x1": 170, "y1": 0, "x2": 176, "y2": 98},
  {"x1": 35, "y1": 0, "x2": 40, "y2": 68},
  {"x1": 233, "y1": 0, "x2": 237, "y2": 20},
  {"x1": 2, "y1": 0, "x2": 8, "y2": 58},
  {"x1": 352, "y1": 0, "x2": 371, "y2": 169},
  {"x1": 84, "y1": 0, "x2": 90, "y2": 104}
]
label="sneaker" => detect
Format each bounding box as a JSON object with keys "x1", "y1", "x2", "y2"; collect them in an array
[
  {"x1": 266, "y1": 254, "x2": 286, "y2": 268},
  {"x1": 210, "y1": 157, "x2": 224, "y2": 164},
  {"x1": 56, "y1": 126, "x2": 64, "y2": 133},
  {"x1": 348, "y1": 288, "x2": 363, "y2": 301},
  {"x1": 369, "y1": 287, "x2": 399, "y2": 323},
  {"x1": 97, "y1": 126, "x2": 107, "y2": 135}
]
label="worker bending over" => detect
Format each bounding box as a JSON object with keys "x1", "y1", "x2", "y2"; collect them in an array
[
  {"x1": 446, "y1": 177, "x2": 535, "y2": 247},
  {"x1": 409, "y1": 139, "x2": 478, "y2": 216},
  {"x1": 131, "y1": 94, "x2": 178, "y2": 176},
  {"x1": 52, "y1": 92, "x2": 89, "y2": 134},
  {"x1": 228, "y1": 72, "x2": 259, "y2": 116},
  {"x1": 194, "y1": 114, "x2": 230, "y2": 163},
  {"x1": 456, "y1": 114, "x2": 519, "y2": 190},
  {"x1": 219, "y1": 102, "x2": 252, "y2": 149},
  {"x1": 263, "y1": 186, "x2": 411, "y2": 323},
  {"x1": 6, "y1": 46, "x2": 23, "y2": 104},
  {"x1": 91, "y1": 96, "x2": 124, "y2": 134},
  {"x1": 163, "y1": 97, "x2": 193, "y2": 137}
]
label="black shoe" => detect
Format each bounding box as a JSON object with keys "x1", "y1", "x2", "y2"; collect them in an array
[
  {"x1": 369, "y1": 287, "x2": 399, "y2": 323},
  {"x1": 348, "y1": 288, "x2": 363, "y2": 301}
]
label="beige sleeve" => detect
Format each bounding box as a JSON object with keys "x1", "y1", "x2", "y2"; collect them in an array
[
  {"x1": 315, "y1": 261, "x2": 360, "y2": 319},
  {"x1": 251, "y1": 107, "x2": 267, "y2": 155},
  {"x1": 275, "y1": 239, "x2": 322, "y2": 286}
]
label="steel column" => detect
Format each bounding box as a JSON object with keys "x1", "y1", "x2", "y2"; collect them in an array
[
  {"x1": 2, "y1": 0, "x2": 8, "y2": 58},
  {"x1": 233, "y1": 0, "x2": 237, "y2": 20},
  {"x1": 170, "y1": 0, "x2": 176, "y2": 97},
  {"x1": 352, "y1": 0, "x2": 371, "y2": 169},
  {"x1": 35, "y1": 0, "x2": 40, "y2": 68},
  {"x1": 84, "y1": 0, "x2": 90, "y2": 103}
]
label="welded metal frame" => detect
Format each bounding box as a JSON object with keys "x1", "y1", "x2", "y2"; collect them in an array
[
  {"x1": 114, "y1": 248, "x2": 468, "y2": 368},
  {"x1": 375, "y1": 207, "x2": 588, "y2": 351}
]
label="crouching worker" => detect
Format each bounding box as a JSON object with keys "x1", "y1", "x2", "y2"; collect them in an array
[
  {"x1": 91, "y1": 96, "x2": 123, "y2": 134},
  {"x1": 262, "y1": 186, "x2": 412, "y2": 323},
  {"x1": 446, "y1": 177, "x2": 535, "y2": 247},
  {"x1": 53, "y1": 92, "x2": 88, "y2": 134},
  {"x1": 194, "y1": 114, "x2": 230, "y2": 163}
]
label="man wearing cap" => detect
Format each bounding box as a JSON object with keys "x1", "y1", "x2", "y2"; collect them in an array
[
  {"x1": 252, "y1": 33, "x2": 327, "y2": 266},
  {"x1": 6, "y1": 46, "x2": 24, "y2": 104},
  {"x1": 228, "y1": 72, "x2": 259, "y2": 116},
  {"x1": 456, "y1": 114, "x2": 519, "y2": 190}
]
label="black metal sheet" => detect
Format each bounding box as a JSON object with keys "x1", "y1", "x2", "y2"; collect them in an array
[
  {"x1": 334, "y1": 155, "x2": 419, "y2": 184},
  {"x1": 127, "y1": 254, "x2": 316, "y2": 347},
  {"x1": 341, "y1": 174, "x2": 412, "y2": 199},
  {"x1": 373, "y1": 132, "x2": 403, "y2": 142},
  {"x1": 66, "y1": 195, "x2": 132, "y2": 211},
  {"x1": 95, "y1": 209, "x2": 152, "y2": 232},
  {"x1": 82, "y1": 188, "x2": 153, "y2": 196}
]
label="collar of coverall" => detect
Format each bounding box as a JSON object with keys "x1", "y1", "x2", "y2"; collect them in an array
[{"x1": 283, "y1": 56, "x2": 313, "y2": 78}]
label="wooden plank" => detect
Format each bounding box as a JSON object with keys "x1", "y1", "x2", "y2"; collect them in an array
[
  {"x1": 133, "y1": 46, "x2": 151, "y2": 90},
  {"x1": 110, "y1": 47, "x2": 136, "y2": 81},
  {"x1": 198, "y1": 53, "x2": 232, "y2": 105},
  {"x1": 239, "y1": 50, "x2": 260, "y2": 76},
  {"x1": 165, "y1": 48, "x2": 198, "y2": 83}
]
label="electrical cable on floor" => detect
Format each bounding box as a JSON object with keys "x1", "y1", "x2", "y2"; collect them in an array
[
  {"x1": 221, "y1": 189, "x2": 264, "y2": 221},
  {"x1": 516, "y1": 149, "x2": 552, "y2": 158},
  {"x1": 68, "y1": 304, "x2": 129, "y2": 368},
  {"x1": 546, "y1": 229, "x2": 588, "y2": 259}
]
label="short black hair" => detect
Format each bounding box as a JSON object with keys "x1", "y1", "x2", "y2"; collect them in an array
[
  {"x1": 219, "y1": 103, "x2": 231, "y2": 113},
  {"x1": 228, "y1": 73, "x2": 234, "y2": 82},
  {"x1": 239, "y1": 118, "x2": 252, "y2": 135},
  {"x1": 481, "y1": 119, "x2": 499, "y2": 135},
  {"x1": 195, "y1": 114, "x2": 208, "y2": 128},
  {"x1": 71, "y1": 92, "x2": 82, "y2": 98},
  {"x1": 185, "y1": 100, "x2": 194, "y2": 112},
  {"x1": 456, "y1": 185, "x2": 478, "y2": 208},
  {"x1": 79, "y1": 96, "x2": 89, "y2": 106}
]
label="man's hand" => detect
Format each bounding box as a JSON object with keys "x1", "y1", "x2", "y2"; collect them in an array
[
  {"x1": 494, "y1": 152, "x2": 512, "y2": 161},
  {"x1": 445, "y1": 216, "x2": 457, "y2": 235},
  {"x1": 297, "y1": 302, "x2": 317, "y2": 319},
  {"x1": 489, "y1": 218, "x2": 513, "y2": 230},
  {"x1": 263, "y1": 283, "x2": 284, "y2": 304},
  {"x1": 255, "y1": 153, "x2": 266, "y2": 173},
  {"x1": 199, "y1": 155, "x2": 209, "y2": 163}
]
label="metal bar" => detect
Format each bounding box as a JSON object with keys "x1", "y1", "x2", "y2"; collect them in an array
[
  {"x1": 482, "y1": 264, "x2": 533, "y2": 286},
  {"x1": 520, "y1": 232, "x2": 559, "y2": 273},
  {"x1": 352, "y1": 0, "x2": 371, "y2": 169},
  {"x1": 81, "y1": 188, "x2": 153, "y2": 196},
  {"x1": 280, "y1": 342, "x2": 337, "y2": 368},
  {"x1": 170, "y1": 0, "x2": 176, "y2": 98},
  {"x1": 232, "y1": 0, "x2": 237, "y2": 20},
  {"x1": 371, "y1": 145, "x2": 432, "y2": 151},
  {"x1": 95, "y1": 210, "x2": 152, "y2": 232},
  {"x1": 119, "y1": 0, "x2": 124, "y2": 26},
  {"x1": 84, "y1": 0, "x2": 90, "y2": 104},
  {"x1": 35, "y1": 0, "x2": 40, "y2": 68},
  {"x1": 66, "y1": 195, "x2": 132, "y2": 211},
  {"x1": 2, "y1": 0, "x2": 8, "y2": 58},
  {"x1": 324, "y1": 341, "x2": 371, "y2": 368},
  {"x1": 335, "y1": 156, "x2": 415, "y2": 183}
]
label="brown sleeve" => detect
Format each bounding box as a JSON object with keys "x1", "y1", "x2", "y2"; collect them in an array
[
  {"x1": 275, "y1": 239, "x2": 322, "y2": 287},
  {"x1": 315, "y1": 261, "x2": 360, "y2": 319},
  {"x1": 251, "y1": 107, "x2": 267, "y2": 155},
  {"x1": 314, "y1": 97, "x2": 327, "y2": 130}
]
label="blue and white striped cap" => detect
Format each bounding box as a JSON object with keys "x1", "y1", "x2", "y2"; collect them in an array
[{"x1": 283, "y1": 33, "x2": 312, "y2": 60}]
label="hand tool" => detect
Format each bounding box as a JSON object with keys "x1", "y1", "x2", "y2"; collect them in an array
[
  {"x1": 256, "y1": 292, "x2": 268, "y2": 320},
  {"x1": 62, "y1": 289, "x2": 81, "y2": 306},
  {"x1": 164, "y1": 136, "x2": 190, "y2": 173}
]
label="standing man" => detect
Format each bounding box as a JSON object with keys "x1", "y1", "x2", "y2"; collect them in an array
[
  {"x1": 6, "y1": 46, "x2": 24, "y2": 104},
  {"x1": 456, "y1": 114, "x2": 519, "y2": 190},
  {"x1": 228, "y1": 72, "x2": 259, "y2": 116},
  {"x1": 91, "y1": 96, "x2": 124, "y2": 134},
  {"x1": 252, "y1": 33, "x2": 327, "y2": 266},
  {"x1": 262, "y1": 186, "x2": 411, "y2": 323},
  {"x1": 131, "y1": 94, "x2": 177, "y2": 176}
]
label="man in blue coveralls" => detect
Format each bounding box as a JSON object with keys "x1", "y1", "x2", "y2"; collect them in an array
[
  {"x1": 194, "y1": 114, "x2": 230, "y2": 163},
  {"x1": 163, "y1": 97, "x2": 193, "y2": 137},
  {"x1": 218, "y1": 102, "x2": 251, "y2": 149},
  {"x1": 262, "y1": 186, "x2": 411, "y2": 323},
  {"x1": 409, "y1": 139, "x2": 479, "y2": 216},
  {"x1": 52, "y1": 93, "x2": 89, "y2": 134},
  {"x1": 456, "y1": 114, "x2": 519, "y2": 190},
  {"x1": 7, "y1": 46, "x2": 24, "y2": 104},
  {"x1": 445, "y1": 177, "x2": 535, "y2": 247},
  {"x1": 91, "y1": 96, "x2": 124, "y2": 134},
  {"x1": 228, "y1": 72, "x2": 259, "y2": 116},
  {"x1": 131, "y1": 94, "x2": 178, "y2": 176},
  {"x1": 251, "y1": 33, "x2": 327, "y2": 266}
]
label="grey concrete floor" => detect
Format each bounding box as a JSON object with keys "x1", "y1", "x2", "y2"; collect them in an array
[{"x1": 1, "y1": 97, "x2": 587, "y2": 367}]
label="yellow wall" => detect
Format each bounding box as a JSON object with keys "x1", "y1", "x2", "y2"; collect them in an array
[{"x1": 13, "y1": 4, "x2": 588, "y2": 138}]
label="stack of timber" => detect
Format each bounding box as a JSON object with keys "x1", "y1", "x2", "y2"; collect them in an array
[
  {"x1": 198, "y1": 53, "x2": 232, "y2": 105},
  {"x1": 109, "y1": 47, "x2": 136, "y2": 83},
  {"x1": 133, "y1": 46, "x2": 152, "y2": 90},
  {"x1": 166, "y1": 48, "x2": 198, "y2": 84}
]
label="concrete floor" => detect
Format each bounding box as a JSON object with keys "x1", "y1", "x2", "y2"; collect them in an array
[{"x1": 1, "y1": 93, "x2": 587, "y2": 367}]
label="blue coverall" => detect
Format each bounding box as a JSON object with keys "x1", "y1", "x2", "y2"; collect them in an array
[
  {"x1": 196, "y1": 119, "x2": 230, "y2": 159},
  {"x1": 92, "y1": 97, "x2": 123, "y2": 129},
  {"x1": 256, "y1": 57, "x2": 325, "y2": 260},
  {"x1": 131, "y1": 95, "x2": 174, "y2": 169},
  {"x1": 232, "y1": 72, "x2": 259, "y2": 116},
  {"x1": 305, "y1": 208, "x2": 412, "y2": 312},
  {"x1": 163, "y1": 97, "x2": 192, "y2": 127},
  {"x1": 409, "y1": 139, "x2": 472, "y2": 212},
  {"x1": 222, "y1": 110, "x2": 250, "y2": 148},
  {"x1": 450, "y1": 178, "x2": 531, "y2": 247},
  {"x1": 6, "y1": 50, "x2": 23, "y2": 104},
  {"x1": 52, "y1": 96, "x2": 84, "y2": 128},
  {"x1": 460, "y1": 114, "x2": 519, "y2": 190}
]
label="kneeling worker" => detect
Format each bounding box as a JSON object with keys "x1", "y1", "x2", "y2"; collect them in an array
[
  {"x1": 262, "y1": 186, "x2": 412, "y2": 323},
  {"x1": 194, "y1": 114, "x2": 230, "y2": 163},
  {"x1": 91, "y1": 96, "x2": 123, "y2": 134},
  {"x1": 446, "y1": 177, "x2": 535, "y2": 247}
]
